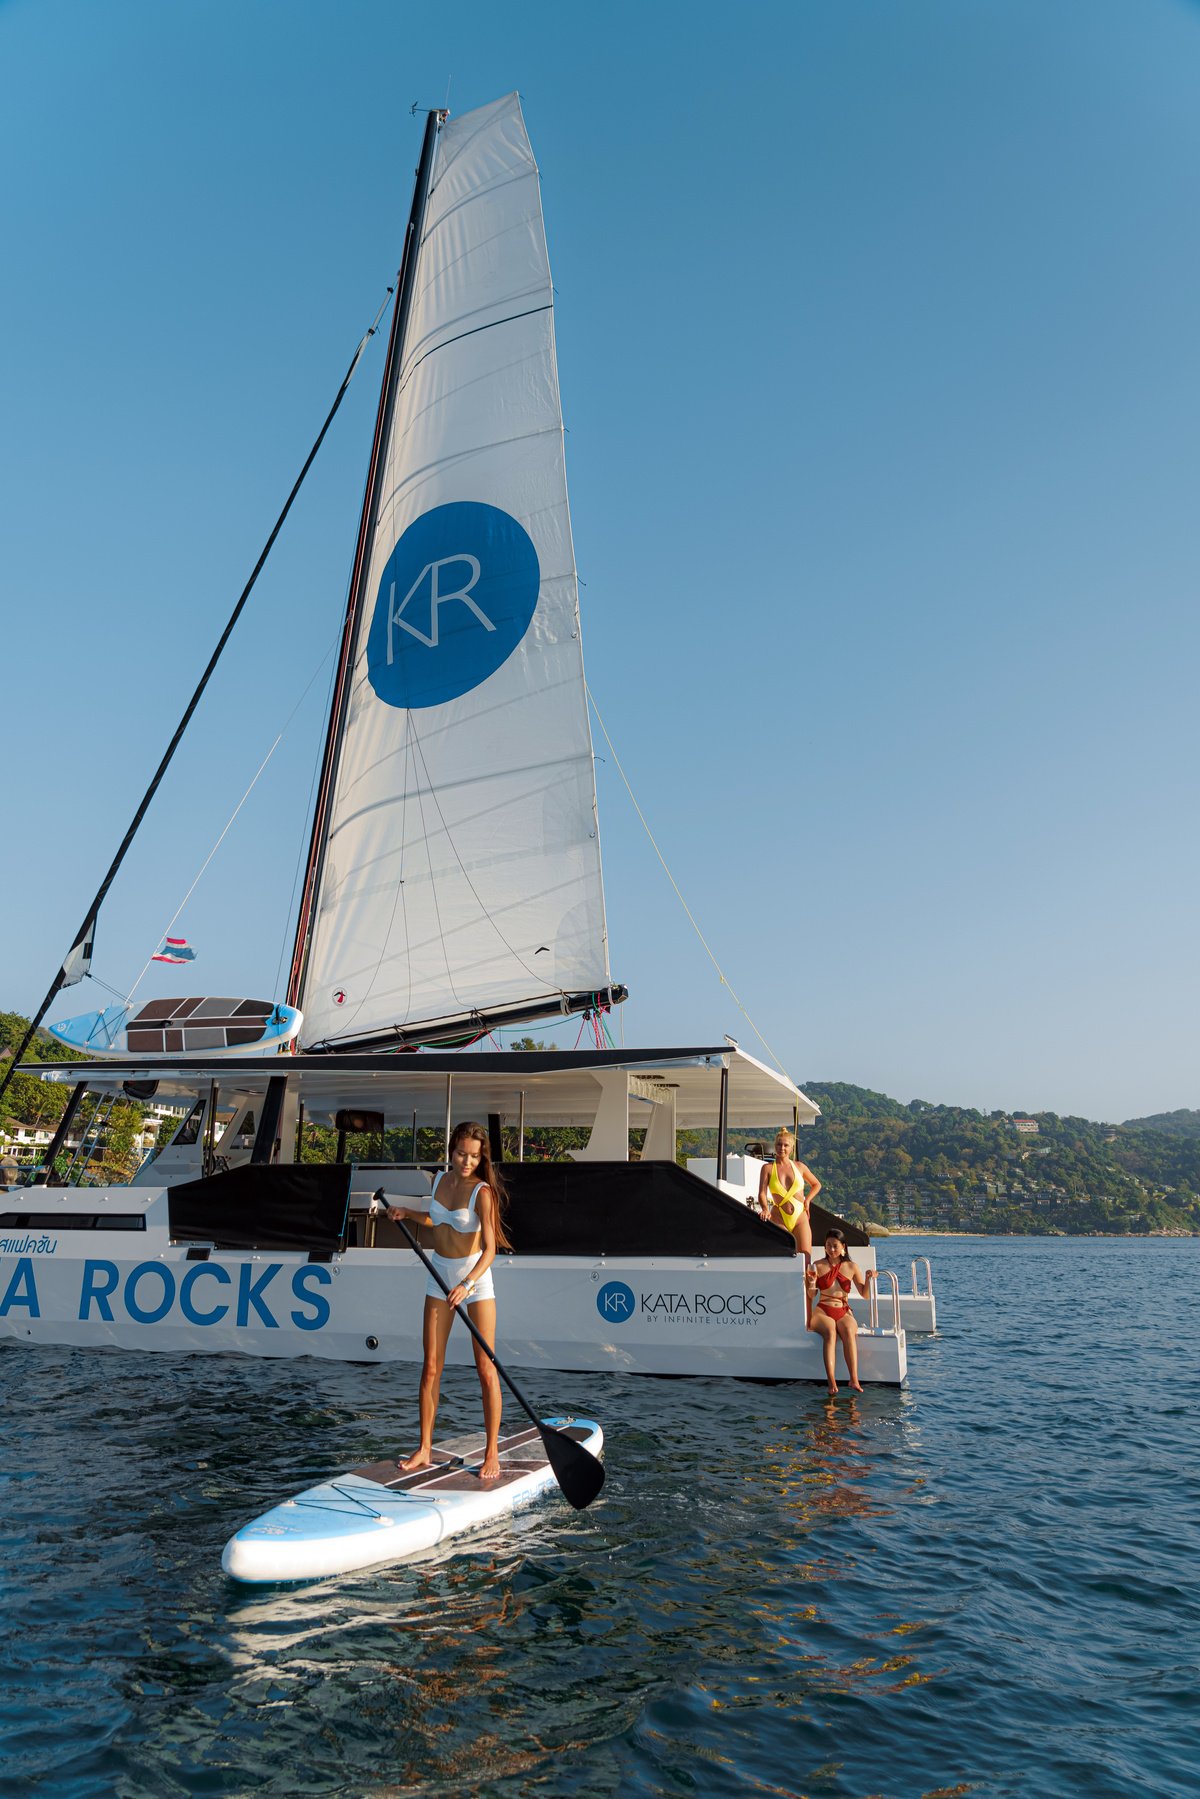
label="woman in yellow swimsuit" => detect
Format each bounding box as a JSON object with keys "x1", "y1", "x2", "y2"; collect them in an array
[{"x1": 756, "y1": 1128, "x2": 821, "y2": 1261}]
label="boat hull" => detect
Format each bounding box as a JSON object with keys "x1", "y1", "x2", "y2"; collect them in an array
[{"x1": 0, "y1": 1218, "x2": 906, "y2": 1384}]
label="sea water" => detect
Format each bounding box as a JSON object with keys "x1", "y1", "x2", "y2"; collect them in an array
[{"x1": 1, "y1": 1236, "x2": 1196, "y2": 1798}]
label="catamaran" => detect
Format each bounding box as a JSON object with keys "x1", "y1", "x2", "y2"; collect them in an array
[{"x1": 1, "y1": 96, "x2": 918, "y2": 1383}]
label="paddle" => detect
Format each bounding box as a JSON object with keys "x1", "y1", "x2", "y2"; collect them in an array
[{"x1": 374, "y1": 1192, "x2": 605, "y2": 1511}]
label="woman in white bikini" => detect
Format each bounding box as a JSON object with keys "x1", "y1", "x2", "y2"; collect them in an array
[
  {"x1": 385, "y1": 1120, "x2": 510, "y2": 1481},
  {"x1": 757, "y1": 1128, "x2": 821, "y2": 1262}
]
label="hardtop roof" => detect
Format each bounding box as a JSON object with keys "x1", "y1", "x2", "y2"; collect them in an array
[{"x1": 24, "y1": 1044, "x2": 820, "y2": 1131}]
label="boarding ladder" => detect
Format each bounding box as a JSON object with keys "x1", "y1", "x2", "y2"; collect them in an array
[{"x1": 62, "y1": 1094, "x2": 118, "y2": 1186}]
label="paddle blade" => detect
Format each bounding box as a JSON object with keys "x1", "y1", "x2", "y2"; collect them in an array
[{"x1": 539, "y1": 1424, "x2": 605, "y2": 1511}]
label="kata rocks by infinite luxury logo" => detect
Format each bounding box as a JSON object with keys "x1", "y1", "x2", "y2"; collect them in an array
[
  {"x1": 596, "y1": 1280, "x2": 767, "y2": 1327},
  {"x1": 366, "y1": 501, "x2": 541, "y2": 710}
]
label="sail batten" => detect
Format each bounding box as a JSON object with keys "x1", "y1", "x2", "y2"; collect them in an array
[{"x1": 297, "y1": 95, "x2": 615, "y2": 1052}]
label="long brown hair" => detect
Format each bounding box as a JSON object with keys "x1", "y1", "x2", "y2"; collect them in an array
[{"x1": 449, "y1": 1120, "x2": 512, "y2": 1250}]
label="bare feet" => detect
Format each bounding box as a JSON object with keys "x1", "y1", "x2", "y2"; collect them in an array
[
  {"x1": 398, "y1": 1450, "x2": 433, "y2": 1473},
  {"x1": 479, "y1": 1453, "x2": 502, "y2": 1481},
  {"x1": 849, "y1": 1381, "x2": 864, "y2": 1394},
  {"x1": 827, "y1": 1380, "x2": 838, "y2": 1396}
]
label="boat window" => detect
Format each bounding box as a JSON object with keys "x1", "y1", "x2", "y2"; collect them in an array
[
  {"x1": 171, "y1": 1100, "x2": 206, "y2": 1147},
  {"x1": 0, "y1": 1212, "x2": 146, "y2": 1232}
]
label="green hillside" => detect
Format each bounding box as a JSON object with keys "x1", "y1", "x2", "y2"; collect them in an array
[
  {"x1": 1122, "y1": 1108, "x2": 1200, "y2": 1140},
  {"x1": 777, "y1": 1084, "x2": 1200, "y2": 1235}
]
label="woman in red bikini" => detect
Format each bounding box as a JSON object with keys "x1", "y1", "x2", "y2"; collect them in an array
[{"x1": 806, "y1": 1227, "x2": 875, "y2": 1395}]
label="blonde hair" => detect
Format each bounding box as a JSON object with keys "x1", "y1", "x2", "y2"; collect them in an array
[{"x1": 774, "y1": 1128, "x2": 796, "y2": 1149}]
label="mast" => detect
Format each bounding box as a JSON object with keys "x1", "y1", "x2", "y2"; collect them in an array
[
  {"x1": 287, "y1": 108, "x2": 445, "y2": 1017},
  {"x1": 289, "y1": 95, "x2": 625, "y2": 1054}
]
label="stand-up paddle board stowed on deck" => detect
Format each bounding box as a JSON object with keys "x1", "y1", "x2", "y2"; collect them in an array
[
  {"x1": 222, "y1": 1418, "x2": 604, "y2": 1584},
  {"x1": 46, "y1": 998, "x2": 302, "y2": 1058}
]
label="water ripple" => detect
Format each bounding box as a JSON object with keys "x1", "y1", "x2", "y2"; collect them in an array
[{"x1": 2, "y1": 1237, "x2": 1198, "y2": 1797}]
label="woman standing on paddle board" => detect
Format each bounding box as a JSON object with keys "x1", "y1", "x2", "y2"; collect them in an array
[
  {"x1": 385, "y1": 1121, "x2": 511, "y2": 1481},
  {"x1": 806, "y1": 1227, "x2": 875, "y2": 1396},
  {"x1": 757, "y1": 1128, "x2": 821, "y2": 1262}
]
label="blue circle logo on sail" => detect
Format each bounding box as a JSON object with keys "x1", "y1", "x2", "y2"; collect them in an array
[{"x1": 366, "y1": 502, "x2": 540, "y2": 709}]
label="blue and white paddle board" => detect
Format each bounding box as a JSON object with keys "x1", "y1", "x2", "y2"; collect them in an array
[
  {"x1": 222, "y1": 1417, "x2": 604, "y2": 1584},
  {"x1": 46, "y1": 997, "x2": 302, "y2": 1058}
]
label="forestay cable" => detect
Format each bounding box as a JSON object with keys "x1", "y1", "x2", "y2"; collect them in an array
[
  {"x1": 0, "y1": 282, "x2": 396, "y2": 1106},
  {"x1": 123, "y1": 639, "x2": 339, "y2": 1009}
]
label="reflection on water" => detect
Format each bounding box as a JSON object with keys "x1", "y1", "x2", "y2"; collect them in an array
[{"x1": 3, "y1": 1239, "x2": 1199, "y2": 1796}]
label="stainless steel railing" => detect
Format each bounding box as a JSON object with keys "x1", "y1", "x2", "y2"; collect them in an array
[{"x1": 867, "y1": 1268, "x2": 902, "y2": 1337}]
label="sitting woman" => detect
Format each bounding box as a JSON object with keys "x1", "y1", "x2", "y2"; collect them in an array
[
  {"x1": 806, "y1": 1227, "x2": 876, "y2": 1396},
  {"x1": 757, "y1": 1128, "x2": 821, "y2": 1262},
  {"x1": 384, "y1": 1120, "x2": 509, "y2": 1480}
]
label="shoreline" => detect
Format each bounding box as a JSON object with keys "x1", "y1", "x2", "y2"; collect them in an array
[{"x1": 879, "y1": 1228, "x2": 1199, "y2": 1240}]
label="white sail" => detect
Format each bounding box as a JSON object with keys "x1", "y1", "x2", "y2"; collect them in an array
[{"x1": 299, "y1": 95, "x2": 612, "y2": 1050}]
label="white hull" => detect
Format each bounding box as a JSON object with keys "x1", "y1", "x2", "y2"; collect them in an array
[{"x1": 0, "y1": 1196, "x2": 906, "y2": 1385}]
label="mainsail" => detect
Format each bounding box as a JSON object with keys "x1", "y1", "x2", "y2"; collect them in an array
[{"x1": 292, "y1": 96, "x2": 620, "y2": 1051}]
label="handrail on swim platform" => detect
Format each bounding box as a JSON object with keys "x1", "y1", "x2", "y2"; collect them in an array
[
  {"x1": 868, "y1": 1268, "x2": 902, "y2": 1338},
  {"x1": 910, "y1": 1256, "x2": 933, "y2": 1299}
]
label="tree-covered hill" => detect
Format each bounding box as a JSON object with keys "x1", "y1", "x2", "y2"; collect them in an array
[
  {"x1": 778, "y1": 1083, "x2": 1200, "y2": 1236},
  {"x1": 0, "y1": 1011, "x2": 90, "y2": 1131},
  {"x1": 0, "y1": 1011, "x2": 88, "y2": 1065},
  {"x1": 1122, "y1": 1108, "x2": 1200, "y2": 1140}
]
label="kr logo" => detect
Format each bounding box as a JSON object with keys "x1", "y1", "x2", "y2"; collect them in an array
[
  {"x1": 596, "y1": 1280, "x2": 636, "y2": 1323},
  {"x1": 387, "y1": 554, "x2": 493, "y2": 651},
  {"x1": 367, "y1": 501, "x2": 540, "y2": 710}
]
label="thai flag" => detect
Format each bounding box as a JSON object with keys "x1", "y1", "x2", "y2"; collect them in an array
[{"x1": 153, "y1": 937, "x2": 197, "y2": 965}]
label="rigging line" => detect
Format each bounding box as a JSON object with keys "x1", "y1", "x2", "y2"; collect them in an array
[
  {"x1": 409, "y1": 721, "x2": 470, "y2": 1017},
  {"x1": 585, "y1": 685, "x2": 790, "y2": 1080},
  {"x1": 342, "y1": 716, "x2": 413, "y2": 1034},
  {"x1": 399, "y1": 723, "x2": 413, "y2": 1022},
  {"x1": 319, "y1": 711, "x2": 414, "y2": 1038},
  {"x1": 0, "y1": 280, "x2": 396, "y2": 1109},
  {"x1": 124, "y1": 636, "x2": 341, "y2": 1011},
  {"x1": 406, "y1": 717, "x2": 557, "y2": 990},
  {"x1": 85, "y1": 973, "x2": 130, "y2": 1003},
  {"x1": 273, "y1": 640, "x2": 343, "y2": 1000}
]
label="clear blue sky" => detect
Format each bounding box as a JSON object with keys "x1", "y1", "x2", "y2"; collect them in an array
[{"x1": 2, "y1": 0, "x2": 1197, "y2": 1122}]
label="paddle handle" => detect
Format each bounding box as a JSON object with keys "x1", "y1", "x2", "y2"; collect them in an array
[{"x1": 378, "y1": 1194, "x2": 545, "y2": 1434}]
